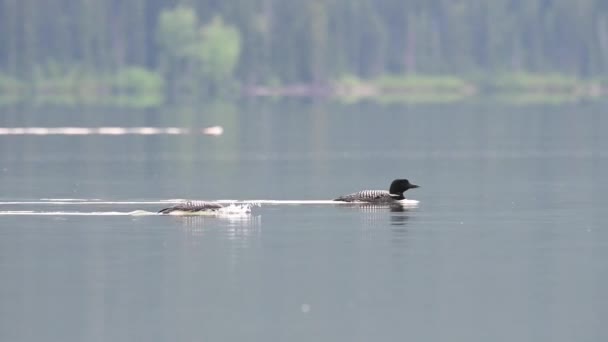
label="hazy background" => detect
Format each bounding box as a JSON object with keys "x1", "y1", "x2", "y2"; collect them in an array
[{"x1": 1, "y1": 0, "x2": 608, "y2": 105}]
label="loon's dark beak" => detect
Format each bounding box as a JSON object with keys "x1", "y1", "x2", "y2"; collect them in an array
[{"x1": 410, "y1": 184, "x2": 420, "y2": 189}]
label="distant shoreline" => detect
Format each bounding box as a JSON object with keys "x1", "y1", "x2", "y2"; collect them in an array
[
  {"x1": 243, "y1": 74, "x2": 608, "y2": 104},
  {"x1": 2, "y1": 73, "x2": 607, "y2": 107}
]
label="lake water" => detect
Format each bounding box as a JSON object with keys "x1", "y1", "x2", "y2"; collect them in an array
[{"x1": 1, "y1": 102, "x2": 607, "y2": 341}]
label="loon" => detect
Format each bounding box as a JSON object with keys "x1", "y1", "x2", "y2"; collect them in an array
[
  {"x1": 158, "y1": 201, "x2": 224, "y2": 215},
  {"x1": 333, "y1": 179, "x2": 419, "y2": 203}
]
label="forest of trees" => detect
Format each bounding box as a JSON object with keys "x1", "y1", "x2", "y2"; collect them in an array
[{"x1": 1, "y1": 0, "x2": 608, "y2": 104}]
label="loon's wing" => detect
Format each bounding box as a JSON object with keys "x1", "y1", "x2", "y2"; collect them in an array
[
  {"x1": 334, "y1": 190, "x2": 391, "y2": 202},
  {"x1": 158, "y1": 201, "x2": 224, "y2": 214}
]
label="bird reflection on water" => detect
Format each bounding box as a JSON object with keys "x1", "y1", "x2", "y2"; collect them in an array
[
  {"x1": 389, "y1": 205, "x2": 410, "y2": 244},
  {"x1": 174, "y1": 214, "x2": 262, "y2": 240},
  {"x1": 341, "y1": 203, "x2": 414, "y2": 227},
  {"x1": 338, "y1": 203, "x2": 416, "y2": 248},
  {"x1": 389, "y1": 205, "x2": 411, "y2": 227},
  {"x1": 170, "y1": 215, "x2": 262, "y2": 271}
]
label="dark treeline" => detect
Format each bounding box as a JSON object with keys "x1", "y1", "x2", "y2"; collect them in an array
[{"x1": 1, "y1": 0, "x2": 608, "y2": 89}]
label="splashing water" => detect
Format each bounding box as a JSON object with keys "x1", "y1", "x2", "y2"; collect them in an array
[{"x1": 162, "y1": 203, "x2": 259, "y2": 217}]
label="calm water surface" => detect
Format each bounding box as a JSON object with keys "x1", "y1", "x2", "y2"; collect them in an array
[{"x1": 0, "y1": 102, "x2": 607, "y2": 342}]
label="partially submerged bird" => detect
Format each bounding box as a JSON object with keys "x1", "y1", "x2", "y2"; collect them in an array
[
  {"x1": 333, "y1": 179, "x2": 419, "y2": 203},
  {"x1": 158, "y1": 201, "x2": 224, "y2": 215}
]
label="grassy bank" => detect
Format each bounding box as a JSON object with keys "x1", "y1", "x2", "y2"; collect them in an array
[
  {"x1": 1, "y1": 70, "x2": 607, "y2": 107},
  {"x1": 332, "y1": 73, "x2": 607, "y2": 104},
  {"x1": 333, "y1": 74, "x2": 476, "y2": 104},
  {"x1": 0, "y1": 67, "x2": 164, "y2": 108},
  {"x1": 0, "y1": 73, "x2": 25, "y2": 106}
]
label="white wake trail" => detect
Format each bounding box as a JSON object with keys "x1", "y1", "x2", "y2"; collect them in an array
[
  {"x1": 0, "y1": 199, "x2": 418, "y2": 216},
  {"x1": 0, "y1": 210, "x2": 157, "y2": 216},
  {"x1": 0, "y1": 199, "x2": 419, "y2": 206},
  {"x1": 217, "y1": 199, "x2": 420, "y2": 206},
  {"x1": 0, "y1": 200, "x2": 183, "y2": 205}
]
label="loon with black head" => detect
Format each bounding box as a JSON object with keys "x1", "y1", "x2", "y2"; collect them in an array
[
  {"x1": 158, "y1": 201, "x2": 224, "y2": 215},
  {"x1": 333, "y1": 179, "x2": 419, "y2": 203}
]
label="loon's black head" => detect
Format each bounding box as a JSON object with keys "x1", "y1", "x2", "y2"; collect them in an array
[{"x1": 389, "y1": 179, "x2": 419, "y2": 197}]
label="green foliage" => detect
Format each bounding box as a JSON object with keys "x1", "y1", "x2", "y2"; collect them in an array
[
  {"x1": 3, "y1": 0, "x2": 608, "y2": 82},
  {"x1": 2, "y1": 0, "x2": 608, "y2": 105},
  {"x1": 484, "y1": 72, "x2": 606, "y2": 104},
  {"x1": 0, "y1": 72, "x2": 22, "y2": 90},
  {"x1": 334, "y1": 74, "x2": 475, "y2": 103},
  {"x1": 110, "y1": 67, "x2": 164, "y2": 108},
  {"x1": 197, "y1": 16, "x2": 241, "y2": 84},
  {"x1": 335, "y1": 74, "x2": 365, "y2": 90},
  {"x1": 492, "y1": 73, "x2": 581, "y2": 92},
  {"x1": 157, "y1": 6, "x2": 200, "y2": 60},
  {"x1": 9, "y1": 63, "x2": 164, "y2": 108},
  {"x1": 112, "y1": 67, "x2": 164, "y2": 94},
  {"x1": 0, "y1": 72, "x2": 23, "y2": 106},
  {"x1": 156, "y1": 6, "x2": 241, "y2": 97}
]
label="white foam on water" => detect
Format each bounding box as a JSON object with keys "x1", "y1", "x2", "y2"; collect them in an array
[
  {"x1": 0, "y1": 199, "x2": 418, "y2": 217},
  {"x1": 58, "y1": 127, "x2": 92, "y2": 135},
  {"x1": 163, "y1": 203, "x2": 255, "y2": 217},
  {"x1": 0, "y1": 210, "x2": 157, "y2": 216},
  {"x1": 219, "y1": 203, "x2": 256, "y2": 215},
  {"x1": 396, "y1": 199, "x2": 420, "y2": 206},
  {"x1": 40, "y1": 198, "x2": 103, "y2": 201},
  {"x1": 217, "y1": 199, "x2": 420, "y2": 206},
  {"x1": 166, "y1": 128, "x2": 184, "y2": 135},
  {"x1": 97, "y1": 127, "x2": 128, "y2": 135},
  {"x1": 217, "y1": 199, "x2": 344, "y2": 205},
  {"x1": 0, "y1": 199, "x2": 419, "y2": 206},
  {"x1": 0, "y1": 127, "x2": 190, "y2": 135},
  {"x1": 0, "y1": 199, "x2": 185, "y2": 205}
]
